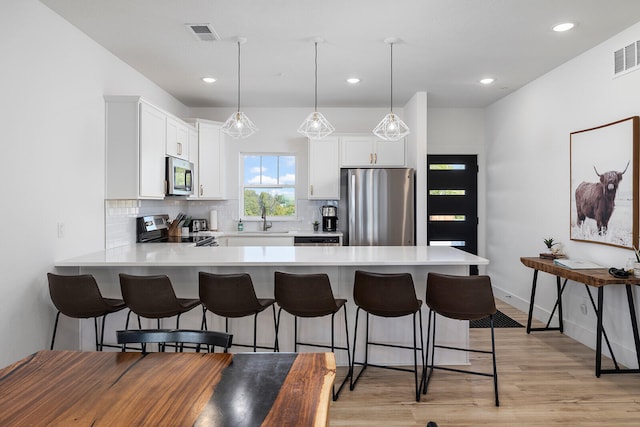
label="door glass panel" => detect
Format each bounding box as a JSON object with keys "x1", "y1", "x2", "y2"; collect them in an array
[
  {"x1": 429, "y1": 240, "x2": 466, "y2": 246},
  {"x1": 429, "y1": 164, "x2": 466, "y2": 170},
  {"x1": 429, "y1": 215, "x2": 466, "y2": 221},
  {"x1": 429, "y1": 189, "x2": 466, "y2": 196}
]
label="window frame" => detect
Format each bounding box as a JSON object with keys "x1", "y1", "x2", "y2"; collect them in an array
[{"x1": 239, "y1": 153, "x2": 298, "y2": 221}]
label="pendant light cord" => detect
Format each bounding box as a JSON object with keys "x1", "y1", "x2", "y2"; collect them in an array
[
  {"x1": 236, "y1": 41, "x2": 241, "y2": 113},
  {"x1": 390, "y1": 42, "x2": 394, "y2": 113},
  {"x1": 314, "y1": 42, "x2": 318, "y2": 112}
]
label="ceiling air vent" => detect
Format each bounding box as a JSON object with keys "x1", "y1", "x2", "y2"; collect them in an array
[
  {"x1": 185, "y1": 23, "x2": 220, "y2": 42},
  {"x1": 613, "y1": 40, "x2": 639, "y2": 77}
]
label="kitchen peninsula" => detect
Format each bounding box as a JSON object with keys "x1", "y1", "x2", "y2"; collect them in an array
[{"x1": 55, "y1": 245, "x2": 488, "y2": 366}]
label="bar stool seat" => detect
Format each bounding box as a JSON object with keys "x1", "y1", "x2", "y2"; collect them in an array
[
  {"x1": 350, "y1": 270, "x2": 424, "y2": 402},
  {"x1": 274, "y1": 271, "x2": 351, "y2": 400},
  {"x1": 48, "y1": 273, "x2": 126, "y2": 351},
  {"x1": 119, "y1": 274, "x2": 200, "y2": 330},
  {"x1": 199, "y1": 272, "x2": 277, "y2": 352},
  {"x1": 422, "y1": 272, "x2": 500, "y2": 406}
]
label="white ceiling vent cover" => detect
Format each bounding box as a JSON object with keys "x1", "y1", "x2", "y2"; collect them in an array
[
  {"x1": 613, "y1": 40, "x2": 639, "y2": 77},
  {"x1": 186, "y1": 24, "x2": 220, "y2": 42}
]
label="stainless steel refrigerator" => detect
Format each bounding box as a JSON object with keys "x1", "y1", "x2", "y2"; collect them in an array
[{"x1": 339, "y1": 168, "x2": 415, "y2": 246}]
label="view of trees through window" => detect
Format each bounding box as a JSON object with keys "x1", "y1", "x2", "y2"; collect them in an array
[{"x1": 242, "y1": 155, "x2": 296, "y2": 218}]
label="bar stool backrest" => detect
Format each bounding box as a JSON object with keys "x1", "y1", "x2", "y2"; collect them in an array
[
  {"x1": 48, "y1": 273, "x2": 114, "y2": 318},
  {"x1": 199, "y1": 272, "x2": 264, "y2": 317},
  {"x1": 274, "y1": 272, "x2": 339, "y2": 317},
  {"x1": 119, "y1": 274, "x2": 184, "y2": 318},
  {"x1": 353, "y1": 270, "x2": 421, "y2": 317},
  {"x1": 426, "y1": 273, "x2": 497, "y2": 321}
]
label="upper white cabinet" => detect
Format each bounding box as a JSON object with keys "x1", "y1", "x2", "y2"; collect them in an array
[
  {"x1": 340, "y1": 135, "x2": 405, "y2": 167},
  {"x1": 308, "y1": 137, "x2": 340, "y2": 200},
  {"x1": 187, "y1": 119, "x2": 227, "y2": 200},
  {"x1": 166, "y1": 116, "x2": 190, "y2": 160},
  {"x1": 105, "y1": 96, "x2": 166, "y2": 199}
]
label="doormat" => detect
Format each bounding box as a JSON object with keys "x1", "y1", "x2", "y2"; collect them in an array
[{"x1": 470, "y1": 310, "x2": 524, "y2": 328}]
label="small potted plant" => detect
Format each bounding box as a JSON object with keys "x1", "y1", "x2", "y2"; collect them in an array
[
  {"x1": 312, "y1": 221, "x2": 320, "y2": 232},
  {"x1": 541, "y1": 238, "x2": 562, "y2": 259}
]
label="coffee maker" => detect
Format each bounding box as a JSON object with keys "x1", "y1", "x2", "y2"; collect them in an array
[{"x1": 321, "y1": 205, "x2": 338, "y2": 232}]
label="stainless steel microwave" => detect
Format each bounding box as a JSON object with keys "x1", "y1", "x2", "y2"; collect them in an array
[{"x1": 166, "y1": 156, "x2": 193, "y2": 196}]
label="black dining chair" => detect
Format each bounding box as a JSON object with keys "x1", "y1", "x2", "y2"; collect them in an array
[
  {"x1": 422, "y1": 272, "x2": 500, "y2": 406},
  {"x1": 116, "y1": 329, "x2": 233, "y2": 353},
  {"x1": 199, "y1": 272, "x2": 277, "y2": 352},
  {"x1": 48, "y1": 273, "x2": 126, "y2": 351},
  {"x1": 350, "y1": 270, "x2": 424, "y2": 402}
]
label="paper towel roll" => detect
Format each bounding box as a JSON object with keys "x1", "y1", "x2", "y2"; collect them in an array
[{"x1": 209, "y1": 210, "x2": 218, "y2": 231}]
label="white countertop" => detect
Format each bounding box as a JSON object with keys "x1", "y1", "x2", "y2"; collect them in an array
[{"x1": 55, "y1": 245, "x2": 488, "y2": 267}]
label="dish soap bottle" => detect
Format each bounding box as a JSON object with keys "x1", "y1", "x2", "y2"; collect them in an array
[{"x1": 237, "y1": 219, "x2": 244, "y2": 232}]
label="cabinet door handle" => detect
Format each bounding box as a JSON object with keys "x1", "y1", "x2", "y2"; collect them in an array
[
  {"x1": 369, "y1": 153, "x2": 373, "y2": 164},
  {"x1": 200, "y1": 184, "x2": 203, "y2": 196},
  {"x1": 310, "y1": 185, "x2": 314, "y2": 196},
  {"x1": 177, "y1": 142, "x2": 182, "y2": 155},
  {"x1": 374, "y1": 153, "x2": 377, "y2": 164}
]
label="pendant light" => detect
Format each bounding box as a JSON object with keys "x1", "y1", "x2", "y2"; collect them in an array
[
  {"x1": 372, "y1": 38, "x2": 409, "y2": 141},
  {"x1": 222, "y1": 37, "x2": 258, "y2": 139},
  {"x1": 297, "y1": 38, "x2": 335, "y2": 139}
]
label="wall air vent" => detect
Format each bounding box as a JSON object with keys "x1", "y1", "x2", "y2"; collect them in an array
[
  {"x1": 613, "y1": 40, "x2": 640, "y2": 77},
  {"x1": 185, "y1": 23, "x2": 220, "y2": 42}
]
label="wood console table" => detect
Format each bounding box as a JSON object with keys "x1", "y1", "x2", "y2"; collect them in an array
[
  {"x1": 521, "y1": 256, "x2": 640, "y2": 377},
  {"x1": 0, "y1": 350, "x2": 335, "y2": 426}
]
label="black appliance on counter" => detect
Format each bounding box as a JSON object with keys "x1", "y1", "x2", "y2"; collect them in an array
[
  {"x1": 136, "y1": 215, "x2": 217, "y2": 246},
  {"x1": 321, "y1": 205, "x2": 338, "y2": 232}
]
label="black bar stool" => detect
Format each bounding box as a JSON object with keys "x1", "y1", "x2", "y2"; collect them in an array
[
  {"x1": 422, "y1": 272, "x2": 500, "y2": 406},
  {"x1": 350, "y1": 270, "x2": 424, "y2": 402},
  {"x1": 48, "y1": 273, "x2": 126, "y2": 351},
  {"x1": 199, "y1": 272, "x2": 277, "y2": 352},
  {"x1": 119, "y1": 274, "x2": 200, "y2": 330},
  {"x1": 274, "y1": 271, "x2": 351, "y2": 400}
]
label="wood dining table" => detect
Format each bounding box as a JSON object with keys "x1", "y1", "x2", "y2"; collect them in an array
[{"x1": 0, "y1": 350, "x2": 336, "y2": 426}]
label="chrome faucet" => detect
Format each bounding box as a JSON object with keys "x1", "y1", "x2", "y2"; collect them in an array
[{"x1": 261, "y1": 205, "x2": 272, "y2": 231}]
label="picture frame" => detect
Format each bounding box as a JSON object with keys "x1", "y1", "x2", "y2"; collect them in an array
[{"x1": 570, "y1": 116, "x2": 639, "y2": 249}]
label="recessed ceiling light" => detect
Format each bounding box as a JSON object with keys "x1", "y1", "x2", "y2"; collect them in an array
[
  {"x1": 553, "y1": 22, "x2": 575, "y2": 32},
  {"x1": 346, "y1": 77, "x2": 361, "y2": 84},
  {"x1": 202, "y1": 77, "x2": 216, "y2": 83},
  {"x1": 480, "y1": 78, "x2": 495, "y2": 85}
]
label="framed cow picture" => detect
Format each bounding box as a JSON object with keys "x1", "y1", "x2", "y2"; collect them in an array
[{"x1": 570, "y1": 116, "x2": 639, "y2": 249}]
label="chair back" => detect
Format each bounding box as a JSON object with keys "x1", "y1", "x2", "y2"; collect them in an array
[
  {"x1": 353, "y1": 270, "x2": 421, "y2": 317},
  {"x1": 119, "y1": 274, "x2": 184, "y2": 318},
  {"x1": 116, "y1": 329, "x2": 233, "y2": 352},
  {"x1": 199, "y1": 272, "x2": 264, "y2": 317},
  {"x1": 48, "y1": 273, "x2": 113, "y2": 318},
  {"x1": 426, "y1": 273, "x2": 497, "y2": 321},
  {"x1": 274, "y1": 272, "x2": 339, "y2": 317}
]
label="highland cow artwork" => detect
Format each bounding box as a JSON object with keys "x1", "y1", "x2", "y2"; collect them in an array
[{"x1": 570, "y1": 116, "x2": 639, "y2": 249}]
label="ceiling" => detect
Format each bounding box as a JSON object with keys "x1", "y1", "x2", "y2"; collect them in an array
[{"x1": 40, "y1": 0, "x2": 640, "y2": 109}]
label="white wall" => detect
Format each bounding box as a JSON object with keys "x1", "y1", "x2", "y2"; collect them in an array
[
  {"x1": 485, "y1": 21, "x2": 640, "y2": 367},
  {"x1": 0, "y1": 0, "x2": 189, "y2": 366}
]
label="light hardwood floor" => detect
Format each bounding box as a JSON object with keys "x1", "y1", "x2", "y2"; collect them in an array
[{"x1": 329, "y1": 300, "x2": 640, "y2": 426}]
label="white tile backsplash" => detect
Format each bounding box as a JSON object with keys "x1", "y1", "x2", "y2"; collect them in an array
[{"x1": 105, "y1": 198, "x2": 338, "y2": 248}]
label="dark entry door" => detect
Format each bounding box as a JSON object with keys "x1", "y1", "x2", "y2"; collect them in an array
[{"x1": 427, "y1": 155, "x2": 478, "y2": 272}]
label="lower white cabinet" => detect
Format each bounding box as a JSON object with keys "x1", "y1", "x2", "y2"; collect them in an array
[
  {"x1": 222, "y1": 236, "x2": 294, "y2": 246},
  {"x1": 308, "y1": 137, "x2": 340, "y2": 200}
]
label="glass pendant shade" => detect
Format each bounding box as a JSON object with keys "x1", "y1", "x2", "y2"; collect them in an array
[
  {"x1": 298, "y1": 111, "x2": 335, "y2": 139},
  {"x1": 222, "y1": 38, "x2": 257, "y2": 139},
  {"x1": 373, "y1": 112, "x2": 410, "y2": 141},
  {"x1": 298, "y1": 40, "x2": 335, "y2": 139},
  {"x1": 373, "y1": 38, "x2": 409, "y2": 141},
  {"x1": 221, "y1": 111, "x2": 258, "y2": 139}
]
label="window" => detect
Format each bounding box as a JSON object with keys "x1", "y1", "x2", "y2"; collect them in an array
[{"x1": 241, "y1": 154, "x2": 296, "y2": 219}]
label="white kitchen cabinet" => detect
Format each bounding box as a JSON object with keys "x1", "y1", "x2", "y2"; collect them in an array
[
  {"x1": 308, "y1": 136, "x2": 340, "y2": 200},
  {"x1": 224, "y1": 236, "x2": 294, "y2": 246},
  {"x1": 186, "y1": 119, "x2": 227, "y2": 200},
  {"x1": 340, "y1": 135, "x2": 405, "y2": 167},
  {"x1": 166, "y1": 116, "x2": 190, "y2": 160},
  {"x1": 105, "y1": 96, "x2": 166, "y2": 199}
]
